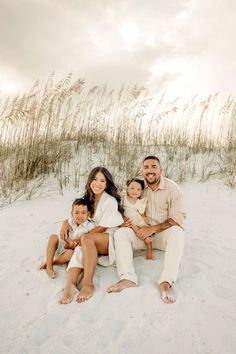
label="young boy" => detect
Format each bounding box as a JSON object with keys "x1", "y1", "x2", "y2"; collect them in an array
[{"x1": 40, "y1": 198, "x2": 94, "y2": 278}]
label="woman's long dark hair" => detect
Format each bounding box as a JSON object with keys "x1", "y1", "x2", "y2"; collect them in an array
[{"x1": 83, "y1": 167, "x2": 124, "y2": 216}]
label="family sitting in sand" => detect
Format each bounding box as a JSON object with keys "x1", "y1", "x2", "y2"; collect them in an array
[{"x1": 40, "y1": 155, "x2": 185, "y2": 304}]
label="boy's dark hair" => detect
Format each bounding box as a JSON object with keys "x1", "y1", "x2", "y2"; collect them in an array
[
  {"x1": 126, "y1": 178, "x2": 145, "y2": 190},
  {"x1": 72, "y1": 198, "x2": 92, "y2": 212},
  {"x1": 143, "y1": 155, "x2": 161, "y2": 164}
]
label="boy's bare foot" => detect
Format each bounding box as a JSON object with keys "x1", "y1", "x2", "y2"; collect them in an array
[
  {"x1": 76, "y1": 284, "x2": 96, "y2": 303},
  {"x1": 59, "y1": 285, "x2": 77, "y2": 304},
  {"x1": 39, "y1": 262, "x2": 47, "y2": 270},
  {"x1": 106, "y1": 279, "x2": 136, "y2": 293},
  {"x1": 46, "y1": 267, "x2": 58, "y2": 279},
  {"x1": 159, "y1": 282, "x2": 176, "y2": 304},
  {"x1": 39, "y1": 262, "x2": 58, "y2": 278}
]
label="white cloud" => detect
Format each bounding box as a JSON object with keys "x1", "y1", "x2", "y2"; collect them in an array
[{"x1": 0, "y1": 0, "x2": 235, "y2": 97}]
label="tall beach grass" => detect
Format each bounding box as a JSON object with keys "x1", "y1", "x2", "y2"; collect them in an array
[{"x1": 0, "y1": 74, "x2": 235, "y2": 205}]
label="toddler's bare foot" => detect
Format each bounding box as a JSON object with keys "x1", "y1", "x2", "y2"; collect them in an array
[
  {"x1": 106, "y1": 279, "x2": 136, "y2": 293},
  {"x1": 146, "y1": 251, "x2": 153, "y2": 260},
  {"x1": 59, "y1": 284, "x2": 77, "y2": 304},
  {"x1": 145, "y1": 238, "x2": 153, "y2": 260},
  {"x1": 76, "y1": 284, "x2": 96, "y2": 303},
  {"x1": 159, "y1": 282, "x2": 176, "y2": 304},
  {"x1": 46, "y1": 267, "x2": 58, "y2": 279}
]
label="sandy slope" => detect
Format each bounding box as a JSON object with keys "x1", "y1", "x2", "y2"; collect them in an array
[{"x1": 0, "y1": 181, "x2": 236, "y2": 354}]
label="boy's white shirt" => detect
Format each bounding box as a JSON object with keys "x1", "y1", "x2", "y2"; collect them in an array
[{"x1": 68, "y1": 218, "x2": 95, "y2": 239}]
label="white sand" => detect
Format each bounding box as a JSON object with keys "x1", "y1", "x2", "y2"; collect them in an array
[{"x1": 0, "y1": 180, "x2": 236, "y2": 354}]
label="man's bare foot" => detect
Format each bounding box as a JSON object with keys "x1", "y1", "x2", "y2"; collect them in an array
[
  {"x1": 106, "y1": 279, "x2": 136, "y2": 293},
  {"x1": 46, "y1": 267, "x2": 58, "y2": 279},
  {"x1": 76, "y1": 284, "x2": 96, "y2": 303},
  {"x1": 159, "y1": 282, "x2": 176, "y2": 304},
  {"x1": 59, "y1": 284, "x2": 77, "y2": 304}
]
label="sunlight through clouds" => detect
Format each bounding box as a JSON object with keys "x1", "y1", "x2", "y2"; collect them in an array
[
  {"x1": 0, "y1": 0, "x2": 235, "y2": 97},
  {"x1": 119, "y1": 22, "x2": 139, "y2": 47}
]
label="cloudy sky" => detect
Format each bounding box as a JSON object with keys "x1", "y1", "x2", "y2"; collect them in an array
[{"x1": 0, "y1": 0, "x2": 235, "y2": 98}]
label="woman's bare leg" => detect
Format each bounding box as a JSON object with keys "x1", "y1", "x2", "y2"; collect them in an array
[
  {"x1": 59, "y1": 267, "x2": 83, "y2": 304},
  {"x1": 76, "y1": 233, "x2": 109, "y2": 303}
]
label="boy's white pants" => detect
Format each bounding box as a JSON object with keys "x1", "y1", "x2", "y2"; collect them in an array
[{"x1": 114, "y1": 226, "x2": 184, "y2": 285}]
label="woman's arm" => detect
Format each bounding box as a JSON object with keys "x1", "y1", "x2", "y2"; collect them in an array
[{"x1": 88, "y1": 226, "x2": 107, "y2": 234}]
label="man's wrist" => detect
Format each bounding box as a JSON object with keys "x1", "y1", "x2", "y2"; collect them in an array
[{"x1": 153, "y1": 220, "x2": 174, "y2": 233}]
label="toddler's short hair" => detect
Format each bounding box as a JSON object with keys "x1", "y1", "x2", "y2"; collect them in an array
[{"x1": 126, "y1": 178, "x2": 145, "y2": 190}]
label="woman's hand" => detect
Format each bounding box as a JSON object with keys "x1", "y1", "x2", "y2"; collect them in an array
[{"x1": 60, "y1": 220, "x2": 72, "y2": 241}]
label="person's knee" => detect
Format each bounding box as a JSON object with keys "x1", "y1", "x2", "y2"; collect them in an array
[
  {"x1": 81, "y1": 235, "x2": 94, "y2": 246},
  {"x1": 114, "y1": 228, "x2": 134, "y2": 243},
  {"x1": 49, "y1": 234, "x2": 59, "y2": 243}
]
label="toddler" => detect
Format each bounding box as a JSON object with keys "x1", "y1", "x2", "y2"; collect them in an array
[
  {"x1": 40, "y1": 198, "x2": 94, "y2": 278},
  {"x1": 123, "y1": 178, "x2": 153, "y2": 260}
]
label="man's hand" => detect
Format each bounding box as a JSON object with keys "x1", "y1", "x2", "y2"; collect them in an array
[
  {"x1": 60, "y1": 220, "x2": 72, "y2": 241},
  {"x1": 131, "y1": 224, "x2": 141, "y2": 234},
  {"x1": 136, "y1": 226, "x2": 157, "y2": 240}
]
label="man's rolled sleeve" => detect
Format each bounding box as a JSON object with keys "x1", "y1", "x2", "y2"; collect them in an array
[{"x1": 168, "y1": 188, "x2": 186, "y2": 228}]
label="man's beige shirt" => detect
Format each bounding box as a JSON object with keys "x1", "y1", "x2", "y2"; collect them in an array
[{"x1": 143, "y1": 176, "x2": 185, "y2": 228}]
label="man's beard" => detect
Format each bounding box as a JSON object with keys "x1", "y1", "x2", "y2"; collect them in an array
[{"x1": 144, "y1": 175, "x2": 158, "y2": 184}]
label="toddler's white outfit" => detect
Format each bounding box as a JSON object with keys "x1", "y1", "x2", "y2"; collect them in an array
[{"x1": 123, "y1": 195, "x2": 148, "y2": 227}]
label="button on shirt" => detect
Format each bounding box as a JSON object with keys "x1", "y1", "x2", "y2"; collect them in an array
[{"x1": 143, "y1": 176, "x2": 185, "y2": 228}]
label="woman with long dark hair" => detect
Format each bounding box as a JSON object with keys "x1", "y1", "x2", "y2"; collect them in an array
[{"x1": 59, "y1": 167, "x2": 123, "y2": 304}]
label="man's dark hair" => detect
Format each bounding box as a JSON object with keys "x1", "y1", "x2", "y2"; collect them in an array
[
  {"x1": 126, "y1": 178, "x2": 145, "y2": 190},
  {"x1": 72, "y1": 198, "x2": 92, "y2": 212},
  {"x1": 143, "y1": 155, "x2": 161, "y2": 164}
]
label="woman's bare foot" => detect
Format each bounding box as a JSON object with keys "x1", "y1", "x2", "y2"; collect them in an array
[
  {"x1": 159, "y1": 282, "x2": 176, "y2": 304},
  {"x1": 76, "y1": 284, "x2": 96, "y2": 303},
  {"x1": 106, "y1": 279, "x2": 136, "y2": 293},
  {"x1": 59, "y1": 284, "x2": 77, "y2": 304}
]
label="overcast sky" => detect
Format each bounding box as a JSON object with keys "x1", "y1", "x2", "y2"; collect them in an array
[{"x1": 0, "y1": 0, "x2": 235, "y2": 98}]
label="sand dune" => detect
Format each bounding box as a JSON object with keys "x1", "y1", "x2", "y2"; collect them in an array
[{"x1": 0, "y1": 181, "x2": 235, "y2": 354}]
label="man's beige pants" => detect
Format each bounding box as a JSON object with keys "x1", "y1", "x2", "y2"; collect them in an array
[{"x1": 114, "y1": 226, "x2": 184, "y2": 285}]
